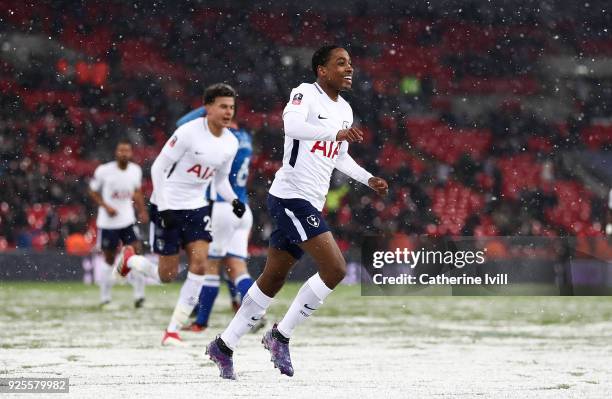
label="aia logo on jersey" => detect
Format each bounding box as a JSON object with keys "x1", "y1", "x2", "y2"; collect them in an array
[
  {"x1": 306, "y1": 214, "x2": 320, "y2": 228},
  {"x1": 311, "y1": 141, "x2": 341, "y2": 159},
  {"x1": 111, "y1": 190, "x2": 132, "y2": 200},
  {"x1": 187, "y1": 164, "x2": 215, "y2": 180},
  {"x1": 169, "y1": 136, "x2": 178, "y2": 147},
  {"x1": 292, "y1": 93, "x2": 303, "y2": 105}
]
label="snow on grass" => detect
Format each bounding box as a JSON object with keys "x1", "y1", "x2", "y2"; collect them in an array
[{"x1": 1, "y1": 282, "x2": 612, "y2": 398}]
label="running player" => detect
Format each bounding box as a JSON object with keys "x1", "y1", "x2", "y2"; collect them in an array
[
  {"x1": 174, "y1": 107, "x2": 257, "y2": 332},
  {"x1": 206, "y1": 45, "x2": 389, "y2": 379},
  {"x1": 88, "y1": 139, "x2": 148, "y2": 308},
  {"x1": 114, "y1": 83, "x2": 246, "y2": 346}
]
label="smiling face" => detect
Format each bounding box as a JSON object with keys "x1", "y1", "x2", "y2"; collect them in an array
[
  {"x1": 318, "y1": 48, "x2": 353, "y2": 92},
  {"x1": 206, "y1": 96, "x2": 235, "y2": 130}
]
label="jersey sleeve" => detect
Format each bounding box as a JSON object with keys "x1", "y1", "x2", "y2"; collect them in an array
[
  {"x1": 159, "y1": 127, "x2": 189, "y2": 162},
  {"x1": 282, "y1": 84, "x2": 338, "y2": 142},
  {"x1": 89, "y1": 166, "x2": 104, "y2": 191},
  {"x1": 214, "y1": 137, "x2": 239, "y2": 202},
  {"x1": 335, "y1": 143, "x2": 373, "y2": 186},
  {"x1": 282, "y1": 84, "x2": 314, "y2": 118}
]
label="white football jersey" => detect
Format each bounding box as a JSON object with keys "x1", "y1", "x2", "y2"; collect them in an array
[
  {"x1": 151, "y1": 117, "x2": 238, "y2": 210},
  {"x1": 89, "y1": 162, "x2": 142, "y2": 229},
  {"x1": 269, "y1": 82, "x2": 354, "y2": 210}
]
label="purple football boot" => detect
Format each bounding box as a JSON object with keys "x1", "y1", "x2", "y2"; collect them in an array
[
  {"x1": 206, "y1": 337, "x2": 236, "y2": 380},
  {"x1": 262, "y1": 324, "x2": 294, "y2": 377}
]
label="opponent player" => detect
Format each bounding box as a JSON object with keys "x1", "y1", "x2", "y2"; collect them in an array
[
  {"x1": 206, "y1": 45, "x2": 389, "y2": 379},
  {"x1": 114, "y1": 84, "x2": 246, "y2": 346},
  {"x1": 88, "y1": 139, "x2": 148, "y2": 308},
  {"x1": 174, "y1": 107, "x2": 257, "y2": 332}
]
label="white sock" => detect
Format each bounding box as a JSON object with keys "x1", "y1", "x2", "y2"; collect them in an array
[
  {"x1": 99, "y1": 262, "x2": 114, "y2": 303},
  {"x1": 128, "y1": 271, "x2": 146, "y2": 300},
  {"x1": 220, "y1": 282, "x2": 272, "y2": 350},
  {"x1": 277, "y1": 273, "x2": 333, "y2": 339},
  {"x1": 128, "y1": 255, "x2": 161, "y2": 283},
  {"x1": 167, "y1": 272, "x2": 205, "y2": 332}
]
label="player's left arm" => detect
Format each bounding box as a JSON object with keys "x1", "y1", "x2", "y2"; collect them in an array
[
  {"x1": 336, "y1": 143, "x2": 388, "y2": 196},
  {"x1": 132, "y1": 166, "x2": 148, "y2": 224},
  {"x1": 133, "y1": 188, "x2": 149, "y2": 224}
]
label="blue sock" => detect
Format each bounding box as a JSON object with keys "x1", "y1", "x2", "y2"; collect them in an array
[
  {"x1": 225, "y1": 277, "x2": 238, "y2": 303},
  {"x1": 195, "y1": 275, "x2": 220, "y2": 327},
  {"x1": 235, "y1": 274, "x2": 254, "y2": 304}
]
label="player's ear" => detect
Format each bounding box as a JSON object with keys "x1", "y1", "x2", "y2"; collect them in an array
[{"x1": 318, "y1": 64, "x2": 326, "y2": 78}]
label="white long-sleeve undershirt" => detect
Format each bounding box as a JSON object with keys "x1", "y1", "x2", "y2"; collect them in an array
[
  {"x1": 283, "y1": 111, "x2": 338, "y2": 141},
  {"x1": 335, "y1": 151, "x2": 373, "y2": 186}
]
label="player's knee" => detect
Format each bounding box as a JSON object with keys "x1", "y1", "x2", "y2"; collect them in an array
[
  {"x1": 159, "y1": 269, "x2": 176, "y2": 283},
  {"x1": 321, "y1": 257, "x2": 346, "y2": 288},
  {"x1": 189, "y1": 255, "x2": 207, "y2": 274},
  {"x1": 103, "y1": 252, "x2": 115, "y2": 266}
]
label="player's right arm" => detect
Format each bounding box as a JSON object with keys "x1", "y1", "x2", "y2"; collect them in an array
[
  {"x1": 283, "y1": 85, "x2": 362, "y2": 143},
  {"x1": 88, "y1": 166, "x2": 117, "y2": 217},
  {"x1": 151, "y1": 129, "x2": 188, "y2": 219}
]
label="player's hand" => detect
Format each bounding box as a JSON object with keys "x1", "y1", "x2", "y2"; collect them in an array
[
  {"x1": 232, "y1": 199, "x2": 246, "y2": 218},
  {"x1": 368, "y1": 177, "x2": 389, "y2": 196},
  {"x1": 159, "y1": 210, "x2": 177, "y2": 229},
  {"x1": 336, "y1": 127, "x2": 364, "y2": 143},
  {"x1": 104, "y1": 205, "x2": 118, "y2": 217},
  {"x1": 138, "y1": 211, "x2": 149, "y2": 224}
]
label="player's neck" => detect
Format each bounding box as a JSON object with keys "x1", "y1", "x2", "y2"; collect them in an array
[
  {"x1": 116, "y1": 161, "x2": 128, "y2": 170},
  {"x1": 316, "y1": 79, "x2": 340, "y2": 102},
  {"x1": 206, "y1": 119, "x2": 224, "y2": 137}
]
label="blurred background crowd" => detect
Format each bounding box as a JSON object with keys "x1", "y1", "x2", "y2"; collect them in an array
[{"x1": 1, "y1": 0, "x2": 611, "y2": 255}]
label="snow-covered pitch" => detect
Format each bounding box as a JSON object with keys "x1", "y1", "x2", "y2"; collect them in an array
[{"x1": 1, "y1": 282, "x2": 611, "y2": 398}]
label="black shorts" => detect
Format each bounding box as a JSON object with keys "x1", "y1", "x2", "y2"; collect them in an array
[
  {"x1": 267, "y1": 194, "x2": 330, "y2": 260},
  {"x1": 98, "y1": 225, "x2": 139, "y2": 251},
  {"x1": 149, "y1": 203, "x2": 213, "y2": 256}
]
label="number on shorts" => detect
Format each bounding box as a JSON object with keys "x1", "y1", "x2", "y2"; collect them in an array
[{"x1": 203, "y1": 215, "x2": 212, "y2": 231}]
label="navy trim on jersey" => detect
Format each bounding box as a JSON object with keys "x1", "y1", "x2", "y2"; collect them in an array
[
  {"x1": 166, "y1": 162, "x2": 177, "y2": 178},
  {"x1": 289, "y1": 139, "x2": 299, "y2": 167},
  {"x1": 313, "y1": 82, "x2": 323, "y2": 94}
]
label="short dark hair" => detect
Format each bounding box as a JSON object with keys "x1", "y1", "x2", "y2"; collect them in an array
[
  {"x1": 203, "y1": 83, "x2": 236, "y2": 105},
  {"x1": 312, "y1": 45, "x2": 342, "y2": 78},
  {"x1": 116, "y1": 138, "x2": 132, "y2": 147}
]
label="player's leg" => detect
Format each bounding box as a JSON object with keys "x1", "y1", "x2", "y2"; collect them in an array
[
  {"x1": 191, "y1": 202, "x2": 238, "y2": 330},
  {"x1": 187, "y1": 257, "x2": 221, "y2": 330},
  {"x1": 164, "y1": 205, "x2": 213, "y2": 344},
  {"x1": 260, "y1": 197, "x2": 337, "y2": 377},
  {"x1": 208, "y1": 247, "x2": 296, "y2": 379},
  {"x1": 225, "y1": 204, "x2": 255, "y2": 304},
  {"x1": 217, "y1": 196, "x2": 301, "y2": 349},
  {"x1": 98, "y1": 229, "x2": 119, "y2": 305},
  {"x1": 121, "y1": 225, "x2": 146, "y2": 308},
  {"x1": 165, "y1": 240, "x2": 209, "y2": 339},
  {"x1": 207, "y1": 195, "x2": 301, "y2": 379},
  {"x1": 223, "y1": 269, "x2": 240, "y2": 312},
  {"x1": 276, "y1": 231, "x2": 344, "y2": 339},
  {"x1": 118, "y1": 205, "x2": 179, "y2": 283}
]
